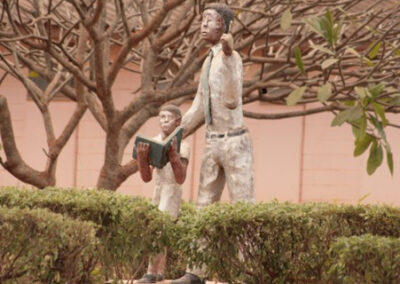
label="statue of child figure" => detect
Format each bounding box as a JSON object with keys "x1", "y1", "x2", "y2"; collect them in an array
[{"x1": 135, "y1": 104, "x2": 190, "y2": 283}]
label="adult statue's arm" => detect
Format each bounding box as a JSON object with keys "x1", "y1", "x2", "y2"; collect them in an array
[
  {"x1": 181, "y1": 83, "x2": 205, "y2": 133},
  {"x1": 220, "y1": 33, "x2": 242, "y2": 110}
]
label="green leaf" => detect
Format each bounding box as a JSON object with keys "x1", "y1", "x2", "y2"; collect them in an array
[
  {"x1": 354, "y1": 134, "x2": 373, "y2": 157},
  {"x1": 317, "y1": 83, "x2": 332, "y2": 102},
  {"x1": 368, "y1": 41, "x2": 382, "y2": 59},
  {"x1": 321, "y1": 58, "x2": 338, "y2": 69},
  {"x1": 370, "y1": 116, "x2": 387, "y2": 142},
  {"x1": 372, "y1": 102, "x2": 387, "y2": 125},
  {"x1": 387, "y1": 150, "x2": 394, "y2": 176},
  {"x1": 367, "y1": 141, "x2": 383, "y2": 175},
  {"x1": 28, "y1": 71, "x2": 39, "y2": 78},
  {"x1": 355, "y1": 87, "x2": 369, "y2": 100},
  {"x1": 309, "y1": 40, "x2": 335, "y2": 55},
  {"x1": 331, "y1": 106, "x2": 363, "y2": 126},
  {"x1": 294, "y1": 46, "x2": 305, "y2": 74},
  {"x1": 383, "y1": 143, "x2": 394, "y2": 176},
  {"x1": 369, "y1": 83, "x2": 385, "y2": 99},
  {"x1": 304, "y1": 18, "x2": 323, "y2": 37},
  {"x1": 352, "y1": 115, "x2": 367, "y2": 140},
  {"x1": 346, "y1": 47, "x2": 361, "y2": 58},
  {"x1": 331, "y1": 109, "x2": 351, "y2": 126},
  {"x1": 333, "y1": 21, "x2": 342, "y2": 46},
  {"x1": 286, "y1": 86, "x2": 307, "y2": 106},
  {"x1": 359, "y1": 115, "x2": 367, "y2": 138},
  {"x1": 347, "y1": 105, "x2": 363, "y2": 122},
  {"x1": 363, "y1": 56, "x2": 374, "y2": 67},
  {"x1": 343, "y1": 100, "x2": 355, "y2": 107},
  {"x1": 358, "y1": 193, "x2": 371, "y2": 204},
  {"x1": 351, "y1": 125, "x2": 358, "y2": 138},
  {"x1": 280, "y1": 9, "x2": 292, "y2": 31},
  {"x1": 318, "y1": 10, "x2": 338, "y2": 46}
]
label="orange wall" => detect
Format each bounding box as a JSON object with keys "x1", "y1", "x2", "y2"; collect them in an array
[{"x1": 1, "y1": 72, "x2": 400, "y2": 205}]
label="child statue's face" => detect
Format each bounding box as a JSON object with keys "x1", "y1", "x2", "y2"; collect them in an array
[
  {"x1": 201, "y1": 9, "x2": 224, "y2": 44},
  {"x1": 159, "y1": 110, "x2": 180, "y2": 137}
]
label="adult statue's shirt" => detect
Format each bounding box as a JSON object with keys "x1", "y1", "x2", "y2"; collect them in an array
[{"x1": 182, "y1": 43, "x2": 244, "y2": 133}]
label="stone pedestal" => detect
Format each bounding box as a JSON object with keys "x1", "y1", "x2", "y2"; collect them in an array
[
  {"x1": 158, "y1": 282, "x2": 224, "y2": 284},
  {"x1": 106, "y1": 280, "x2": 226, "y2": 284}
]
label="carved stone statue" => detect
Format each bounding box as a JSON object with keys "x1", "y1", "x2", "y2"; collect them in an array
[
  {"x1": 136, "y1": 105, "x2": 190, "y2": 283},
  {"x1": 172, "y1": 3, "x2": 255, "y2": 284}
]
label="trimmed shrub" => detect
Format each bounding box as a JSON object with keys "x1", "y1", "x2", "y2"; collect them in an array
[
  {"x1": 176, "y1": 202, "x2": 400, "y2": 284},
  {"x1": 3, "y1": 187, "x2": 400, "y2": 283},
  {"x1": 0, "y1": 187, "x2": 174, "y2": 280},
  {"x1": 325, "y1": 234, "x2": 400, "y2": 284},
  {"x1": 0, "y1": 206, "x2": 99, "y2": 284},
  {"x1": 164, "y1": 201, "x2": 196, "y2": 279}
]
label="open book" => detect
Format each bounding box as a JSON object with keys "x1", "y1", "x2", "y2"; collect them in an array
[{"x1": 132, "y1": 126, "x2": 183, "y2": 168}]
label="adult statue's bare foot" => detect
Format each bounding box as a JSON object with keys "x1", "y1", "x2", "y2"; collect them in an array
[
  {"x1": 135, "y1": 273, "x2": 164, "y2": 283},
  {"x1": 170, "y1": 273, "x2": 205, "y2": 284}
]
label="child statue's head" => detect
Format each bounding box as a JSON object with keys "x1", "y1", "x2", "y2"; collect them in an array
[{"x1": 158, "y1": 104, "x2": 182, "y2": 137}]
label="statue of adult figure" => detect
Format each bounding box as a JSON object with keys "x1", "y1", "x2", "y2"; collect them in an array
[{"x1": 172, "y1": 3, "x2": 255, "y2": 284}]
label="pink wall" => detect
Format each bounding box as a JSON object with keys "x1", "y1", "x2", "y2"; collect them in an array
[{"x1": 1, "y1": 72, "x2": 400, "y2": 205}]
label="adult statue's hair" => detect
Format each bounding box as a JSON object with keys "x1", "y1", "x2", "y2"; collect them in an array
[{"x1": 204, "y1": 3, "x2": 234, "y2": 33}]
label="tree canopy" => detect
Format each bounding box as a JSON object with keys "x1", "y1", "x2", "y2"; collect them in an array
[{"x1": 0, "y1": 0, "x2": 399, "y2": 190}]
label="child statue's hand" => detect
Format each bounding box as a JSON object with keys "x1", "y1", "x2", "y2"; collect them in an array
[
  {"x1": 167, "y1": 138, "x2": 180, "y2": 163},
  {"x1": 136, "y1": 142, "x2": 150, "y2": 162}
]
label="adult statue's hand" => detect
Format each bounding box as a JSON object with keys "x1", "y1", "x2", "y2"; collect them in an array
[{"x1": 221, "y1": 33, "x2": 233, "y2": 56}]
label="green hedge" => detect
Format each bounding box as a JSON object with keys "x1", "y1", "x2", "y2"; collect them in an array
[
  {"x1": 325, "y1": 234, "x2": 400, "y2": 284},
  {"x1": 0, "y1": 206, "x2": 98, "y2": 284},
  {"x1": 163, "y1": 201, "x2": 196, "y2": 279},
  {"x1": 0, "y1": 187, "x2": 174, "y2": 280},
  {"x1": 176, "y1": 202, "x2": 400, "y2": 284},
  {"x1": 3, "y1": 187, "x2": 400, "y2": 283}
]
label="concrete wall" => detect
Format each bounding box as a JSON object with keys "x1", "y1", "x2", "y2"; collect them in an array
[{"x1": 1, "y1": 71, "x2": 400, "y2": 205}]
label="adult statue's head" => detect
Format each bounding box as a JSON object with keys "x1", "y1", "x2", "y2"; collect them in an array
[{"x1": 201, "y1": 3, "x2": 234, "y2": 45}]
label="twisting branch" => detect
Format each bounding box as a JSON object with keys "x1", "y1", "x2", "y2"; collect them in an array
[{"x1": 0, "y1": 0, "x2": 399, "y2": 189}]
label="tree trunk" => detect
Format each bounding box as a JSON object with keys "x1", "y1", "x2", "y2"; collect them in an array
[{"x1": 97, "y1": 120, "x2": 122, "y2": 190}]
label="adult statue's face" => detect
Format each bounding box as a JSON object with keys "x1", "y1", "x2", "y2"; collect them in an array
[{"x1": 201, "y1": 9, "x2": 224, "y2": 45}]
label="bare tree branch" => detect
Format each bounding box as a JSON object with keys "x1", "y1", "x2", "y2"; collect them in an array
[{"x1": 1, "y1": 0, "x2": 399, "y2": 189}]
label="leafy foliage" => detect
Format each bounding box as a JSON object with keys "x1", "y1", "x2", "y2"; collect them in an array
[
  {"x1": 293, "y1": 5, "x2": 399, "y2": 175},
  {"x1": 2, "y1": 187, "x2": 400, "y2": 283},
  {"x1": 325, "y1": 235, "x2": 400, "y2": 283},
  {"x1": 177, "y1": 201, "x2": 400, "y2": 284},
  {"x1": 0, "y1": 187, "x2": 174, "y2": 280},
  {"x1": 0, "y1": 206, "x2": 99, "y2": 283}
]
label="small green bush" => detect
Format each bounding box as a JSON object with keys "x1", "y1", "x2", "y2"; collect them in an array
[
  {"x1": 325, "y1": 234, "x2": 400, "y2": 284},
  {"x1": 164, "y1": 201, "x2": 196, "y2": 279},
  {"x1": 0, "y1": 206, "x2": 99, "y2": 284},
  {"x1": 0, "y1": 187, "x2": 174, "y2": 280},
  {"x1": 176, "y1": 202, "x2": 400, "y2": 284}
]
